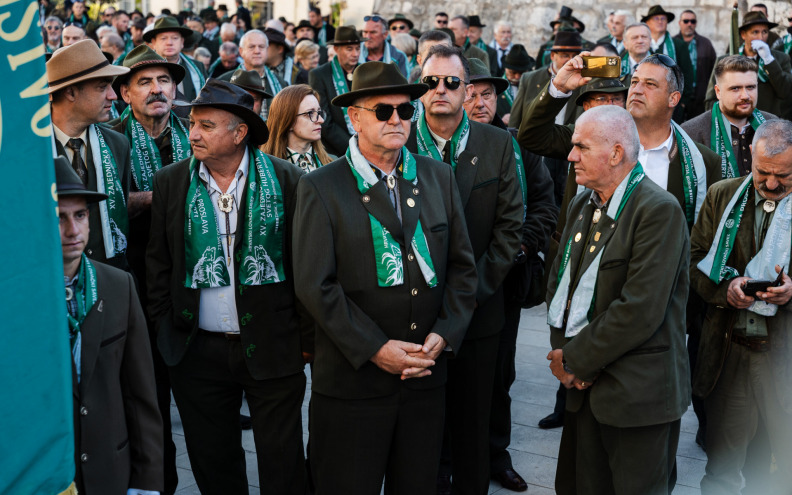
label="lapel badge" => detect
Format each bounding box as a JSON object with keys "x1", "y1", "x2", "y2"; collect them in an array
[
  {"x1": 97, "y1": 300, "x2": 104, "y2": 312},
  {"x1": 413, "y1": 188, "x2": 419, "y2": 195},
  {"x1": 471, "y1": 156, "x2": 478, "y2": 166},
  {"x1": 589, "y1": 246, "x2": 596, "y2": 253},
  {"x1": 574, "y1": 232, "x2": 582, "y2": 243},
  {"x1": 362, "y1": 195, "x2": 371, "y2": 203},
  {"x1": 594, "y1": 232, "x2": 601, "y2": 242}
]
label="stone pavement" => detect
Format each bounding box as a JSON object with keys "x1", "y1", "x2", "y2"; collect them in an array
[{"x1": 171, "y1": 305, "x2": 707, "y2": 494}]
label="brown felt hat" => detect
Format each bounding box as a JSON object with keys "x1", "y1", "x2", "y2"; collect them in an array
[
  {"x1": 331, "y1": 61, "x2": 428, "y2": 107},
  {"x1": 327, "y1": 25, "x2": 368, "y2": 45},
  {"x1": 641, "y1": 5, "x2": 676, "y2": 23},
  {"x1": 112, "y1": 44, "x2": 186, "y2": 94},
  {"x1": 47, "y1": 39, "x2": 130, "y2": 94},
  {"x1": 229, "y1": 69, "x2": 273, "y2": 98},
  {"x1": 739, "y1": 11, "x2": 778, "y2": 31},
  {"x1": 550, "y1": 30, "x2": 583, "y2": 52}
]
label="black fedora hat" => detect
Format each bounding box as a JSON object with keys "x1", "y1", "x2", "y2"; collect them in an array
[
  {"x1": 264, "y1": 27, "x2": 290, "y2": 49},
  {"x1": 468, "y1": 15, "x2": 486, "y2": 28},
  {"x1": 55, "y1": 156, "x2": 108, "y2": 202},
  {"x1": 175, "y1": 79, "x2": 269, "y2": 145},
  {"x1": 113, "y1": 44, "x2": 186, "y2": 94},
  {"x1": 502, "y1": 44, "x2": 535, "y2": 72},
  {"x1": 550, "y1": 16, "x2": 586, "y2": 33},
  {"x1": 143, "y1": 15, "x2": 193, "y2": 42},
  {"x1": 229, "y1": 69, "x2": 273, "y2": 98},
  {"x1": 641, "y1": 5, "x2": 675, "y2": 23},
  {"x1": 332, "y1": 61, "x2": 428, "y2": 107},
  {"x1": 468, "y1": 58, "x2": 509, "y2": 94},
  {"x1": 574, "y1": 77, "x2": 627, "y2": 106},
  {"x1": 550, "y1": 30, "x2": 583, "y2": 52},
  {"x1": 295, "y1": 19, "x2": 313, "y2": 32},
  {"x1": 328, "y1": 25, "x2": 368, "y2": 45},
  {"x1": 739, "y1": 11, "x2": 778, "y2": 31},
  {"x1": 388, "y1": 13, "x2": 414, "y2": 30}
]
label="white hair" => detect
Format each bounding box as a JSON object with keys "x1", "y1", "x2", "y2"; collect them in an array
[
  {"x1": 240, "y1": 29, "x2": 268, "y2": 49},
  {"x1": 494, "y1": 21, "x2": 512, "y2": 32},
  {"x1": 613, "y1": 9, "x2": 635, "y2": 24},
  {"x1": 96, "y1": 25, "x2": 117, "y2": 41},
  {"x1": 220, "y1": 22, "x2": 237, "y2": 37},
  {"x1": 577, "y1": 105, "x2": 640, "y2": 163}
]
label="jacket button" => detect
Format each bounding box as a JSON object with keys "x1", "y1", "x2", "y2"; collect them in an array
[
  {"x1": 408, "y1": 254, "x2": 415, "y2": 261},
  {"x1": 411, "y1": 288, "x2": 418, "y2": 296},
  {"x1": 362, "y1": 195, "x2": 370, "y2": 203},
  {"x1": 80, "y1": 407, "x2": 88, "y2": 416},
  {"x1": 410, "y1": 323, "x2": 417, "y2": 331},
  {"x1": 81, "y1": 453, "x2": 89, "y2": 463}
]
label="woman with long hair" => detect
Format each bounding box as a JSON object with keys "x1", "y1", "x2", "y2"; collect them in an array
[{"x1": 263, "y1": 84, "x2": 334, "y2": 172}]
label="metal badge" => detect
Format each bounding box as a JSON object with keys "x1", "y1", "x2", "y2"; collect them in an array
[
  {"x1": 346, "y1": 72, "x2": 354, "y2": 82},
  {"x1": 218, "y1": 194, "x2": 234, "y2": 213},
  {"x1": 574, "y1": 232, "x2": 582, "y2": 242},
  {"x1": 592, "y1": 209, "x2": 602, "y2": 224},
  {"x1": 763, "y1": 200, "x2": 776, "y2": 213},
  {"x1": 387, "y1": 175, "x2": 396, "y2": 190},
  {"x1": 594, "y1": 232, "x2": 601, "y2": 242},
  {"x1": 65, "y1": 287, "x2": 73, "y2": 301},
  {"x1": 362, "y1": 195, "x2": 370, "y2": 203}
]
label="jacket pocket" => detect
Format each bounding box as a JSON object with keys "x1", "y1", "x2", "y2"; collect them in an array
[
  {"x1": 430, "y1": 223, "x2": 448, "y2": 232},
  {"x1": 625, "y1": 345, "x2": 670, "y2": 356},
  {"x1": 117, "y1": 437, "x2": 129, "y2": 451},
  {"x1": 471, "y1": 178, "x2": 498, "y2": 190},
  {"x1": 600, "y1": 259, "x2": 627, "y2": 270},
  {"x1": 100, "y1": 331, "x2": 126, "y2": 347}
]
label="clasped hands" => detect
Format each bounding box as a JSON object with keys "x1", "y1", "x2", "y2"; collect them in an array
[
  {"x1": 547, "y1": 349, "x2": 596, "y2": 390},
  {"x1": 371, "y1": 332, "x2": 446, "y2": 380},
  {"x1": 727, "y1": 265, "x2": 792, "y2": 309}
]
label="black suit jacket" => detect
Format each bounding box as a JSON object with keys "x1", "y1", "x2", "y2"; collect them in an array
[
  {"x1": 673, "y1": 33, "x2": 717, "y2": 119},
  {"x1": 293, "y1": 154, "x2": 478, "y2": 399},
  {"x1": 407, "y1": 120, "x2": 524, "y2": 340},
  {"x1": 55, "y1": 125, "x2": 131, "y2": 271},
  {"x1": 309, "y1": 61, "x2": 354, "y2": 156},
  {"x1": 73, "y1": 261, "x2": 163, "y2": 494},
  {"x1": 146, "y1": 149, "x2": 306, "y2": 380}
]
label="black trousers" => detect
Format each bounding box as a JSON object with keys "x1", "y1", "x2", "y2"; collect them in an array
[
  {"x1": 310, "y1": 386, "x2": 445, "y2": 495},
  {"x1": 441, "y1": 333, "x2": 500, "y2": 495},
  {"x1": 488, "y1": 301, "x2": 521, "y2": 472},
  {"x1": 169, "y1": 332, "x2": 306, "y2": 495},
  {"x1": 556, "y1": 391, "x2": 680, "y2": 495}
]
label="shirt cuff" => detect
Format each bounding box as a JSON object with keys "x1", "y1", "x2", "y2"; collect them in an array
[{"x1": 548, "y1": 78, "x2": 573, "y2": 98}]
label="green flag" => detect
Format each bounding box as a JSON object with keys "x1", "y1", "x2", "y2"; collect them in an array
[{"x1": 0, "y1": 1, "x2": 75, "y2": 492}]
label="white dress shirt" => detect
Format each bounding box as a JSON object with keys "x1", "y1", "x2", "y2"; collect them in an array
[
  {"x1": 637, "y1": 127, "x2": 674, "y2": 190},
  {"x1": 197, "y1": 148, "x2": 249, "y2": 333}
]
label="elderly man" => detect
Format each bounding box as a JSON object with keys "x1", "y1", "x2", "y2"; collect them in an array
[
  {"x1": 449, "y1": 15, "x2": 490, "y2": 68},
  {"x1": 705, "y1": 12, "x2": 792, "y2": 120},
  {"x1": 62, "y1": 23, "x2": 86, "y2": 46},
  {"x1": 109, "y1": 45, "x2": 190, "y2": 493},
  {"x1": 690, "y1": 119, "x2": 792, "y2": 494},
  {"x1": 47, "y1": 39, "x2": 131, "y2": 271},
  {"x1": 547, "y1": 104, "x2": 691, "y2": 494},
  {"x1": 101, "y1": 33, "x2": 126, "y2": 63},
  {"x1": 44, "y1": 15, "x2": 62, "y2": 52},
  {"x1": 674, "y1": 9, "x2": 717, "y2": 119},
  {"x1": 219, "y1": 21, "x2": 236, "y2": 43},
  {"x1": 146, "y1": 79, "x2": 307, "y2": 494},
  {"x1": 467, "y1": 15, "x2": 499, "y2": 77},
  {"x1": 145, "y1": 16, "x2": 206, "y2": 102},
  {"x1": 209, "y1": 41, "x2": 240, "y2": 77},
  {"x1": 218, "y1": 29, "x2": 287, "y2": 120},
  {"x1": 359, "y1": 14, "x2": 409, "y2": 77},
  {"x1": 684, "y1": 56, "x2": 777, "y2": 177},
  {"x1": 597, "y1": 10, "x2": 631, "y2": 53},
  {"x1": 56, "y1": 156, "x2": 163, "y2": 495},
  {"x1": 293, "y1": 60, "x2": 476, "y2": 495},
  {"x1": 309, "y1": 26, "x2": 365, "y2": 156},
  {"x1": 463, "y1": 58, "x2": 558, "y2": 492},
  {"x1": 620, "y1": 23, "x2": 653, "y2": 78},
  {"x1": 489, "y1": 21, "x2": 513, "y2": 74},
  {"x1": 407, "y1": 45, "x2": 524, "y2": 495}
]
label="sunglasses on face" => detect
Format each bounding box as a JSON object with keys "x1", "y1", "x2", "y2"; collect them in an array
[
  {"x1": 64, "y1": 21, "x2": 83, "y2": 28},
  {"x1": 352, "y1": 103, "x2": 415, "y2": 121},
  {"x1": 390, "y1": 24, "x2": 408, "y2": 31},
  {"x1": 422, "y1": 75, "x2": 466, "y2": 90},
  {"x1": 681, "y1": 19, "x2": 697, "y2": 24},
  {"x1": 363, "y1": 15, "x2": 384, "y2": 23},
  {"x1": 46, "y1": 25, "x2": 62, "y2": 30}
]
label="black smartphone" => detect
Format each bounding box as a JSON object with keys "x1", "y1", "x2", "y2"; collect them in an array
[{"x1": 742, "y1": 268, "x2": 785, "y2": 297}]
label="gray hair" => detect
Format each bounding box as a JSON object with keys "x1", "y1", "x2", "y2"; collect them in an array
[
  {"x1": 219, "y1": 41, "x2": 239, "y2": 56},
  {"x1": 494, "y1": 21, "x2": 512, "y2": 32},
  {"x1": 240, "y1": 29, "x2": 268, "y2": 49},
  {"x1": 391, "y1": 32, "x2": 417, "y2": 56},
  {"x1": 635, "y1": 54, "x2": 684, "y2": 94},
  {"x1": 753, "y1": 120, "x2": 792, "y2": 157},
  {"x1": 613, "y1": 10, "x2": 635, "y2": 24},
  {"x1": 265, "y1": 18, "x2": 284, "y2": 32},
  {"x1": 227, "y1": 114, "x2": 244, "y2": 131},
  {"x1": 220, "y1": 22, "x2": 237, "y2": 37},
  {"x1": 194, "y1": 46, "x2": 211, "y2": 59},
  {"x1": 103, "y1": 33, "x2": 125, "y2": 51},
  {"x1": 624, "y1": 22, "x2": 650, "y2": 36},
  {"x1": 96, "y1": 25, "x2": 116, "y2": 40},
  {"x1": 578, "y1": 105, "x2": 640, "y2": 164},
  {"x1": 44, "y1": 15, "x2": 63, "y2": 27}
]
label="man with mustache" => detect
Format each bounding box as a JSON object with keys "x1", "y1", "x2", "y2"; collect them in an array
[
  {"x1": 690, "y1": 119, "x2": 792, "y2": 494},
  {"x1": 109, "y1": 44, "x2": 191, "y2": 495}
]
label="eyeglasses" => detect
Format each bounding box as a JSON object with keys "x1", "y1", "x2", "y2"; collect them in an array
[
  {"x1": 645, "y1": 53, "x2": 681, "y2": 90},
  {"x1": 296, "y1": 109, "x2": 326, "y2": 122},
  {"x1": 681, "y1": 19, "x2": 697, "y2": 24},
  {"x1": 589, "y1": 95, "x2": 626, "y2": 104},
  {"x1": 390, "y1": 24, "x2": 408, "y2": 31},
  {"x1": 436, "y1": 19, "x2": 448, "y2": 26},
  {"x1": 364, "y1": 15, "x2": 385, "y2": 23},
  {"x1": 352, "y1": 103, "x2": 415, "y2": 121},
  {"x1": 422, "y1": 75, "x2": 467, "y2": 90}
]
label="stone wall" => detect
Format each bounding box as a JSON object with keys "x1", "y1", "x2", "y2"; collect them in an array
[{"x1": 372, "y1": 0, "x2": 792, "y2": 57}]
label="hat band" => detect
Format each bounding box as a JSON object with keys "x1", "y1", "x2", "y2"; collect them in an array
[{"x1": 49, "y1": 60, "x2": 110, "y2": 87}]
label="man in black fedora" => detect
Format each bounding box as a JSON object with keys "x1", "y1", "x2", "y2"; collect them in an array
[
  {"x1": 146, "y1": 79, "x2": 307, "y2": 495},
  {"x1": 705, "y1": 11, "x2": 792, "y2": 120},
  {"x1": 293, "y1": 60, "x2": 478, "y2": 495},
  {"x1": 264, "y1": 27, "x2": 304, "y2": 85},
  {"x1": 309, "y1": 25, "x2": 366, "y2": 156},
  {"x1": 108, "y1": 44, "x2": 188, "y2": 494},
  {"x1": 463, "y1": 58, "x2": 557, "y2": 493},
  {"x1": 407, "y1": 44, "x2": 524, "y2": 495},
  {"x1": 145, "y1": 16, "x2": 207, "y2": 102},
  {"x1": 467, "y1": 15, "x2": 499, "y2": 77},
  {"x1": 56, "y1": 154, "x2": 164, "y2": 495},
  {"x1": 229, "y1": 68, "x2": 273, "y2": 116},
  {"x1": 498, "y1": 44, "x2": 534, "y2": 121}
]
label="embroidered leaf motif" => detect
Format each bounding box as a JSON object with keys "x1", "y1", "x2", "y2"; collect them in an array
[
  {"x1": 181, "y1": 309, "x2": 193, "y2": 320},
  {"x1": 241, "y1": 313, "x2": 253, "y2": 326},
  {"x1": 241, "y1": 245, "x2": 279, "y2": 285},
  {"x1": 245, "y1": 344, "x2": 256, "y2": 358},
  {"x1": 382, "y1": 245, "x2": 403, "y2": 286}
]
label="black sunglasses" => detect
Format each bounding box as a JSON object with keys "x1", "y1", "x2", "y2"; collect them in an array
[
  {"x1": 352, "y1": 103, "x2": 415, "y2": 121},
  {"x1": 645, "y1": 53, "x2": 681, "y2": 90},
  {"x1": 422, "y1": 75, "x2": 466, "y2": 90},
  {"x1": 788, "y1": 17, "x2": 792, "y2": 22},
  {"x1": 681, "y1": 19, "x2": 697, "y2": 24},
  {"x1": 364, "y1": 15, "x2": 385, "y2": 23},
  {"x1": 64, "y1": 21, "x2": 84, "y2": 29}
]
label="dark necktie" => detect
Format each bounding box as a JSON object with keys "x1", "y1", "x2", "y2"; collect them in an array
[
  {"x1": 442, "y1": 141, "x2": 452, "y2": 165},
  {"x1": 66, "y1": 138, "x2": 88, "y2": 185}
]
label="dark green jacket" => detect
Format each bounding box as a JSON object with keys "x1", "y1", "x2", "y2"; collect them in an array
[
  {"x1": 690, "y1": 178, "x2": 792, "y2": 411},
  {"x1": 509, "y1": 66, "x2": 582, "y2": 128},
  {"x1": 292, "y1": 154, "x2": 478, "y2": 399},
  {"x1": 548, "y1": 177, "x2": 691, "y2": 427},
  {"x1": 308, "y1": 61, "x2": 354, "y2": 156},
  {"x1": 145, "y1": 149, "x2": 306, "y2": 380},
  {"x1": 652, "y1": 34, "x2": 696, "y2": 115},
  {"x1": 406, "y1": 120, "x2": 525, "y2": 340}
]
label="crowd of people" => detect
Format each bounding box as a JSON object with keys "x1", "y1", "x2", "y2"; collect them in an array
[{"x1": 39, "y1": 0, "x2": 792, "y2": 494}]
